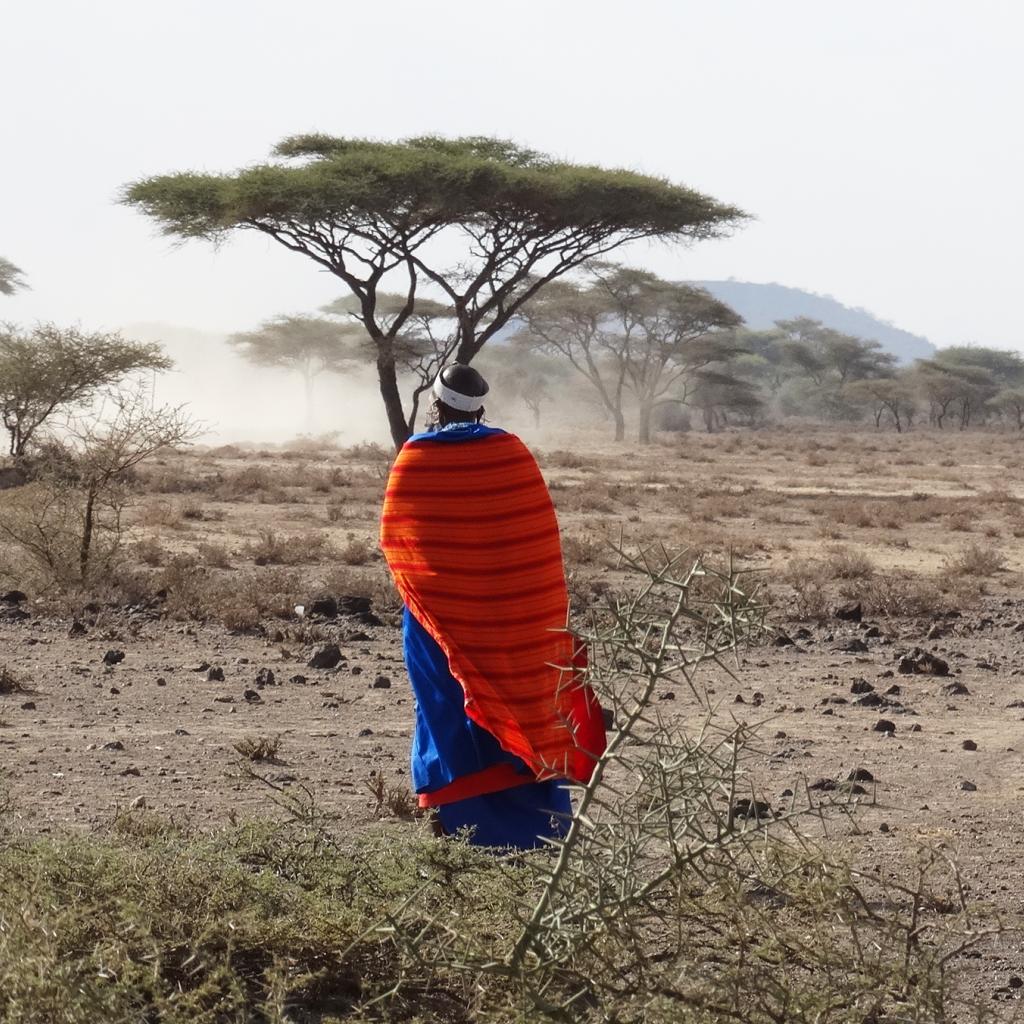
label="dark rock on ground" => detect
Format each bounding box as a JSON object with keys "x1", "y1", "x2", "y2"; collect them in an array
[
  {"x1": 850, "y1": 678, "x2": 874, "y2": 694},
  {"x1": 308, "y1": 596, "x2": 339, "y2": 619},
  {"x1": 308, "y1": 644, "x2": 345, "y2": 670},
  {"x1": 372, "y1": 675, "x2": 392, "y2": 689},
  {"x1": 255, "y1": 668, "x2": 276, "y2": 688},
  {"x1": 898, "y1": 649, "x2": 949, "y2": 676},
  {"x1": 962, "y1": 739, "x2": 978, "y2": 751},
  {"x1": 960, "y1": 780, "x2": 977, "y2": 791},
  {"x1": 848, "y1": 767, "x2": 874, "y2": 782},
  {"x1": 207, "y1": 666, "x2": 225, "y2": 682},
  {"x1": 835, "y1": 602, "x2": 862, "y2": 622},
  {"x1": 103, "y1": 650, "x2": 125, "y2": 666},
  {"x1": 68, "y1": 620, "x2": 88, "y2": 637},
  {"x1": 243, "y1": 689, "x2": 262, "y2": 703},
  {"x1": 730, "y1": 798, "x2": 773, "y2": 821},
  {"x1": 874, "y1": 719, "x2": 896, "y2": 733},
  {"x1": 944, "y1": 681, "x2": 970, "y2": 696},
  {"x1": 0, "y1": 590, "x2": 26, "y2": 605}
]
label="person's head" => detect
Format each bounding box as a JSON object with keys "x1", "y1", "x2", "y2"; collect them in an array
[{"x1": 432, "y1": 363, "x2": 489, "y2": 426}]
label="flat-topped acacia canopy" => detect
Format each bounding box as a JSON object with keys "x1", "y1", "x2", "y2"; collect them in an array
[{"x1": 123, "y1": 135, "x2": 744, "y2": 447}]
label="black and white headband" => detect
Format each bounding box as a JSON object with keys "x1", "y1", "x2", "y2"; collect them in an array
[{"x1": 433, "y1": 375, "x2": 486, "y2": 412}]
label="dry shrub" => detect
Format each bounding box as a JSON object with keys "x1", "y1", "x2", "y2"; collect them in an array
[
  {"x1": 822, "y1": 546, "x2": 875, "y2": 579},
  {"x1": 132, "y1": 537, "x2": 167, "y2": 567},
  {"x1": 366, "y1": 772, "x2": 421, "y2": 820},
  {"x1": 542, "y1": 450, "x2": 593, "y2": 469},
  {"x1": 946, "y1": 513, "x2": 973, "y2": 532},
  {"x1": 232, "y1": 735, "x2": 282, "y2": 762},
  {"x1": 159, "y1": 563, "x2": 302, "y2": 627},
  {"x1": 943, "y1": 542, "x2": 1007, "y2": 577},
  {"x1": 135, "y1": 501, "x2": 185, "y2": 530},
  {"x1": 196, "y1": 541, "x2": 233, "y2": 569},
  {"x1": 845, "y1": 575, "x2": 949, "y2": 619},
  {"x1": 562, "y1": 533, "x2": 609, "y2": 568},
  {"x1": 0, "y1": 665, "x2": 30, "y2": 695},
  {"x1": 245, "y1": 529, "x2": 334, "y2": 566},
  {"x1": 337, "y1": 534, "x2": 376, "y2": 566},
  {"x1": 325, "y1": 504, "x2": 345, "y2": 523}
]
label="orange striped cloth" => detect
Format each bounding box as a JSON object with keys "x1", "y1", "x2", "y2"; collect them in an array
[{"x1": 380, "y1": 430, "x2": 605, "y2": 784}]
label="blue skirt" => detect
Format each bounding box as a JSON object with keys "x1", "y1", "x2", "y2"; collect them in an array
[{"x1": 437, "y1": 780, "x2": 572, "y2": 850}]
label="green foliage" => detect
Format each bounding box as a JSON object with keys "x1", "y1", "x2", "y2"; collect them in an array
[
  {"x1": 123, "y1": 135, "x2": 744, "y2": 447},
  {"x1": 0, "y1": 256, "x2": 27, "y2": 296},
  {"x1": 0, "y1": 323, "x2": 171, "y2": 457}
]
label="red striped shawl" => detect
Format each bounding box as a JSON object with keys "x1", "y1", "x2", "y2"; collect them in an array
[{"x1": 380, "y1": 431, "x2": 605, "y2": 783}]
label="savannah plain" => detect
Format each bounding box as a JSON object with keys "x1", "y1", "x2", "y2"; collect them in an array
[{"x1": 2, "y1": 423, "x2": 1024, "y2": 1007}]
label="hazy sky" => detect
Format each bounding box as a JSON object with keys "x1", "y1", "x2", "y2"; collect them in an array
[{"x1": 4, "y1": 0, "x2": 1022, "y2": 351}]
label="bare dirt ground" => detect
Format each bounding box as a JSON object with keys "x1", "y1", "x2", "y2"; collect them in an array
[{"x1": 2, "y1": 426, "x2": 1024, "y2": 1004}]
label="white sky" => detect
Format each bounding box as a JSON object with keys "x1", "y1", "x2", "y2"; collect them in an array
[{"x1": 4, "y1": 0, "x2": 1022, "y2": 351}]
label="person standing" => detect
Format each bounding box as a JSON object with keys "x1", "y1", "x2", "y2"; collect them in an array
[{"x1": 380, "y1": 364, "x2": 605, "y2": 849}]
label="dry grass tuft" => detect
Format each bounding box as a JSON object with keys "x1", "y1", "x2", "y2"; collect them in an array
[{"x1": 232, "y1": 735, "x2": 282, "y2": 762}]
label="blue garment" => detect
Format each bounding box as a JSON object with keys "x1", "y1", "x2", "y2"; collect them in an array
[
  {"x1": 399, "y1": 422, "x2": 573, "y2": 849},
  {"x1": 438, "y1": 781, "x2": 572, "y2": 849},
  {"x1": 404, "y1": 606, "x2": 527, "y2": 792},
  {"x1": 407, "y1": 422, "x2": 506, "y2": 444}
]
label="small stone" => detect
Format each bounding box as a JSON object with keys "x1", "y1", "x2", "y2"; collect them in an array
[
  {"x1": 358, "y1": 727, "x2": 374, "y2": 737},
  {"x1": 848, "y1": 767, "x2": 874, "y2": 782},
  {"x1": 372, "y1": 675, "x2": 392, "y2": 689},
  {"x1": 243, "y1": 689, "x2": 262, "y2": 703},
  {"x1": 255, "y1": 668, "x2": 276, "y2": 688},
  {"x1": 873, "y1": 719, "x2": 896, "y2": 734},
  {"x1": 774, "y1": 730, "x2": 787, "y2": 739},
  {"x1": 961, "y1": 739, "x2": 978, "y2": 751},
  {"x1": 207, "y1": 666, "x2": 225, "y2": 682},
  {"x1": 835, "y1": 602, "x2": 862, "y2": 622},
  {"x1": 103, "y1": 649, "x2": 125, "y2": 666},
  {"x1": 734, "y1": 693, "x2": 745, "y2": 704},
  {"x1": 174, "y1": 728, "x2": 189, "y2": 736},
  {"x1": 191, "y1": 661, "x2": 211, "y2": 673},
  {"x1": 308, "y1": 644, "x2": 344, "y2": 670},
  {"x1": 601, "y1": 707, "x2": 615, "y2": 730},
  {"x1": 658, "y1": 691, "x2": 676, "y2": 701},
  {"x1": 109, "y1": 686, "x2": 120, "y2": 695},
  {"x1": 959, "y1": 780, "x2": 977, "y2": 791},
  {"x1": 879, "y1": 822, "x2": 890, "y2": 833},
  {"x1": 864, "y1": 625, "x2": 882, "y2": 638},
  {"x1": 101, "y1": 740, "x2": 125, "y2": 751},
  {"x1": 1008, "y1": 976, "x2": 1023, "y2": 990},
  {"x1": 68, "y1": 620, "x2": 88, "y2": 637},
  {"x1": 120, "y1": 766, "x2": 141, "y2": 777},
  {"x1": 850, "y1": 678, "x2": 874, "y2": 695},
  {"x1": 289, "y1": 674, "x2": 307, "y2": 685},
  {"x1": 909, "y1": 723, "x2": 923, "y2": 732},
  {"x1": 156, "y1": 677, "x2": 167, "y2": 687},
  {"x1": 730, "y1": 798, "x2": 772, "y2": 821},
  {"x1": 943, "y1": 681, "x2": 970, "y2": 696},
  {"x1": 129, "y1": 795, "x2": 147, "y2": 810}
]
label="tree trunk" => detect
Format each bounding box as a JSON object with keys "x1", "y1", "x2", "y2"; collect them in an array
[
  {"x1": 377, "y1": 355, "x2": 411, "y2": 450},
  {"x1": 303, "y1": 367, "x2": 316, "y2": 433},
  {"x1": 80, "y1": 487, "x2": 96, "y2": 582},
  {"x1": 638, "y1": 403, "x2": 653, "y2": 444},
  {"x1": 613, "y1": 409, "x2": 625, "y2": 442}
]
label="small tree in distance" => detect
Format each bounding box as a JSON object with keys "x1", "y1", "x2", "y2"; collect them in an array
[
  {"x1": 516, "y1": 265, "x2": 741, "y2": 442},
  {"x1": 123, "y1": 135, "x2": 744, "y2": 448},
  {"x1": 0, "y1": 258, "x2": 27, "y2": 296},
  {"x1": 228, "y1": 315, "x2": 363, "y2": 431},
  {"x1": 0, "y1": 324, "x2": 171, "y2": 458}
]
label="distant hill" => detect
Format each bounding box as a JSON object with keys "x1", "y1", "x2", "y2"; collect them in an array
[{"x1": 690, "y1": 281, "x2": 935, "y2": 363}]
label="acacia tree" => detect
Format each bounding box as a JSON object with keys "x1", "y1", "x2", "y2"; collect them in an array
[
  {"x1": 848, "y1": 374, "x2": 918, "y2": 432},
  {"x1": 123, "y1": 135, "x2": 743, "y2": 448},
  {"x1": 594, "y1": 267, "x2": 741, "y2": 442},
  {"x1": 517, "y1": 267, "x2": 741, "y2": 442},
  {"x1": 228, "y1": 315, "x2": 362, "y2": 430},
  {"x1": 515, "y1": 278, "x2": 632, "y2": 440},
  {"x1": 0, "y1": 258, "x2": 27, "y2": 296},
  {"x1": 0, "y1": 324, "x2": 171, "y2": 457}
]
